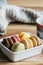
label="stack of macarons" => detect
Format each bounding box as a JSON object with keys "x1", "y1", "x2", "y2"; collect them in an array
[
  {"x1": 2, "y1": 32, "x2": 41, "y2": 52},
  {"x1": 19, "y1": 32, "x2": 41, "y2": 49},
  {"x1": 2, "y1": 35, "x2": 25, "y2": 52}
]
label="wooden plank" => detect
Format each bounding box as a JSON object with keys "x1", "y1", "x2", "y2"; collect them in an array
[
  {"x1": 0, "y1": 62, "x2": 43, "y2": 65},
  {"x1": 0, "y1": 24, "x2": 37, "y2": 39},
  {"x1": 7, "y1": 0, "x2": 43, "y2": 7},
  {"x1": 7, "y1": 0, "x2": 43, "y2": 11}
]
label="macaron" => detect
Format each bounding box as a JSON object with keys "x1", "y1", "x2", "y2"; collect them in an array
[
  {"x1": 7, "y1": 38, "x2": 14, "y2": 46},
  {"x1": 11, "y1": 36, "x2": 21, "y2": 43},
  {"x1": 19, "y1": 32, "x2": 26, "y2": 38},
  {"x1": 22, "y1": 39, "x2": 33, "y2": 49},
  {"x1": 29, "y1": 36, "x2": 37, "y2": 47},
  {"x1": 27, "y1": 39, "x2": 33, "y2": 48},
  {"x1": 19, "y1": 32, "x2": 31, "y2": 40},
  {"x1": 11, "y1": 42, "x2": 25, "y2": 52},
  {"x1": 15, "y1": 36, "x2": 21, "y2": 42},
  {"x1": 31, "y1": 36, "x2": 41, "y2": 46},
  {"x1": 11, "y1": 36, "x2": 18, "y2": 43},
  {"x1": 3, "y1": 38, "x2": 11, "y2": 48}
]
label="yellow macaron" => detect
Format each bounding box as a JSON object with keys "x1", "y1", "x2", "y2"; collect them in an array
[
  {"x1": 19, "y1": 32, "x2": 31, "y2": 40},
  {"x1": 19, "y1": 32, "x2": 26, "y2": 38},
  {"x1": 22, "y1": 39, "x2": 33, "y2": 49}
]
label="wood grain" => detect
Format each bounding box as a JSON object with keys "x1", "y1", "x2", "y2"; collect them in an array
[
  {"x1": 0, "y1": 24, "x2": 37, "y2": 39},
  {"x1": 7, "y1": 0, "x2": 43, "y2": 7},
  {"x1": 7, "y1": 0, "x2": 43, "y2": 11}
]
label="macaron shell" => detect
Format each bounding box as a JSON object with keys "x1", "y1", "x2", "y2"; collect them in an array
[
  {"x1": 20, "y1": 34, "x2": 26, "y2": 40},
  {"x1": 11, "y1": 44, "x2": 16, "y2": 52},
  {"x1": 38, "y1": 38, "x2": 42, "y2": 45},
  {"x1": 11, "y1": 42, "x2": 25, "y2": 52},
  {"x1": 3, "y1": 38, "x2": 11, "y2": 48},
  {"x1": 31, "y1": 36, "x2": 41, "y2": 46},
  {"x1": 11, "y1": 42, "x2": 20, "y2": 52},
  {"x1": 15, "y1": 36, "x2": 21, "y2": 42},
  {"x1": 22, "y1": 39, "x2": 31, "y2": 49},
  {"x1": 11, "y1": 36, "x2": 18, "y2": 43},
  {"x1": 7, "y1": 38, "x2": 14, "y2": 46},
  {"x1": 20, "y1": 33, "x2": 31, "y2": 40},
  {"x1": 27, "y1": 39, "x2": 33, "y2": 48},
  {"x1": 19, "y1": 32, "x2": 26, "y2": 38},
  {"x1": 14, "y1": 43, "x2": 25, "y2": 52},
  {"x1": 29, "y1": 37, "x2": 37, "y2": 47}
]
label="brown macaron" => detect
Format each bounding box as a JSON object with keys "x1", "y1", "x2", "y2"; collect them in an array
[
  {"x1": 7, "y1": 38, "x2": 14, "y2": 46},
  {"x1": 3, "y1": 38, "x2": 11, "y2": 48}
]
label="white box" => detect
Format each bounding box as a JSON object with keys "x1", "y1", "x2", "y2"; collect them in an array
[{"x1": 0, "y1": 34, "x2": 43, "y2": 61}]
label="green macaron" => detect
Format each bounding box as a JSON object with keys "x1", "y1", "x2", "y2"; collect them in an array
[{"x1": 11, "y1": 42, "x2": 25, "y2": 52}]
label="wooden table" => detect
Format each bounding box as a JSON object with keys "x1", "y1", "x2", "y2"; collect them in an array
[
  {"x1": 7, "y1": 0, "x2": 43, "y2": 11},
  {"x1": 0, "y1": 24, "x2": 43, "y2": 65}
]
